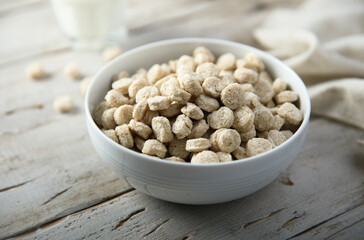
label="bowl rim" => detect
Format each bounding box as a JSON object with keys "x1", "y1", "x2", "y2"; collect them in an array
[{"x1": 85, "y1": 37, "x2": 311, "y2": 168}]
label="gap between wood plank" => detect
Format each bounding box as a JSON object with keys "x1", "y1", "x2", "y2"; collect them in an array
[
  {"x1": 111, "y1": 207, "x2": 146, "y2": 231},
  {"x1": 242, "y1": 208, "x2": 285, "y2": 229},
  {"x1": 286, "y1": 202, "x2": 364, "y2": 239},
  {"x1": 0, "y1": 177, "x2": 37, "y2": 193},
  {"x1": 0, "y1": 46, "x2": 70, "y2": 68},
  {"x1": 0, "y1": 119, "x2": 54, "y2": 137},
  {"x1": 3, "y1": 104, "x2": 44, "y2": 116},
  {"x1": 7, "y1": 188, "x2": 136, "y2": 239},
  {"x1": 40, "y1": 187, "x2": 72, "y2": 206},
  {"x1": 144, "y1": 218, "x2": 170, "y2": 238},
  {"x1": 325, "y1": 218, "x2": 364, "y2": 239}
]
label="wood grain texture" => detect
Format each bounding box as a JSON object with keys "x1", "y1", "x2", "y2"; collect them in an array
[
  {"x1": 1, "y1": 0, "x2": 363, "y2": 239},
  {"x1": 8, "y1": 118, "x2": 364, "y2": 240},
  {"x1": 0, "y1": 51, "x2": 131, "y2": 238}
]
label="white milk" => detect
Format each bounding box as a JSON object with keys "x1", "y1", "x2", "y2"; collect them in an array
[{"x1": 50, "y1": 0, "x2": 127, "y2": 50}]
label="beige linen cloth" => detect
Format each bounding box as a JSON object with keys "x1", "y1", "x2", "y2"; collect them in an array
[{"x1": 253, "y1": 0, "x2": 364, "y2": 129}]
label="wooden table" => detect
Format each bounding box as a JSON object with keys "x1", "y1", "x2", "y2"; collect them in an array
[{"x1": 1, "y1": 0, "x2": 363, "y2": 239}]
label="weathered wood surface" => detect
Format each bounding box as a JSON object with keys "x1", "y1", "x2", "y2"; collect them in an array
[
  {"x1": 8, "y1": 119, "x2": 364, "y2": 240},
  {"x1": 1, "y1": 0, "x2": 363, "y2": 239}
]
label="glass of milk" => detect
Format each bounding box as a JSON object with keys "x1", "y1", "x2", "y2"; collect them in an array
[{"x1": 50, "y1": 0, "x2": 127, "y2": 50}]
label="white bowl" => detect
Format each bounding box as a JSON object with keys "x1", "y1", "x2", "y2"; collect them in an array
[{"x1": 85, "y1": 38, "x2": 310, "y2": 205}]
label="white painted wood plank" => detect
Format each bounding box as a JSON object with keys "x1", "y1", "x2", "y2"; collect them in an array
[
  {"x1": 9, "y1": 118, "x2": 364, "y2": 239},
  {"x1": 0, "y1": 50, "x2": 133, "y2": 238},
  {"x1": 0, "y1": 115, "x2": 133, "y2": 238}
]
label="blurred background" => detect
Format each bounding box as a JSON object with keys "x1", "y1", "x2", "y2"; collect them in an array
[
  {"x1": 1, "y1": 0, "x2": 304, "y2": 60},
  {"x1": 1, "y1": 0, "x2": 363, "y2": 128}
]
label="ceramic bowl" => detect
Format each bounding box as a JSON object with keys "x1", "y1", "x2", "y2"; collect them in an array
[{"x1": 85, "y1": 38, "x2": 311, "y2": 205}]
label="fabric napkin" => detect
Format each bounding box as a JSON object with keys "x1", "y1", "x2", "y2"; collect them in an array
[{"x1": 254, "y1": 0, "x2": 364, "y2": 129}]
